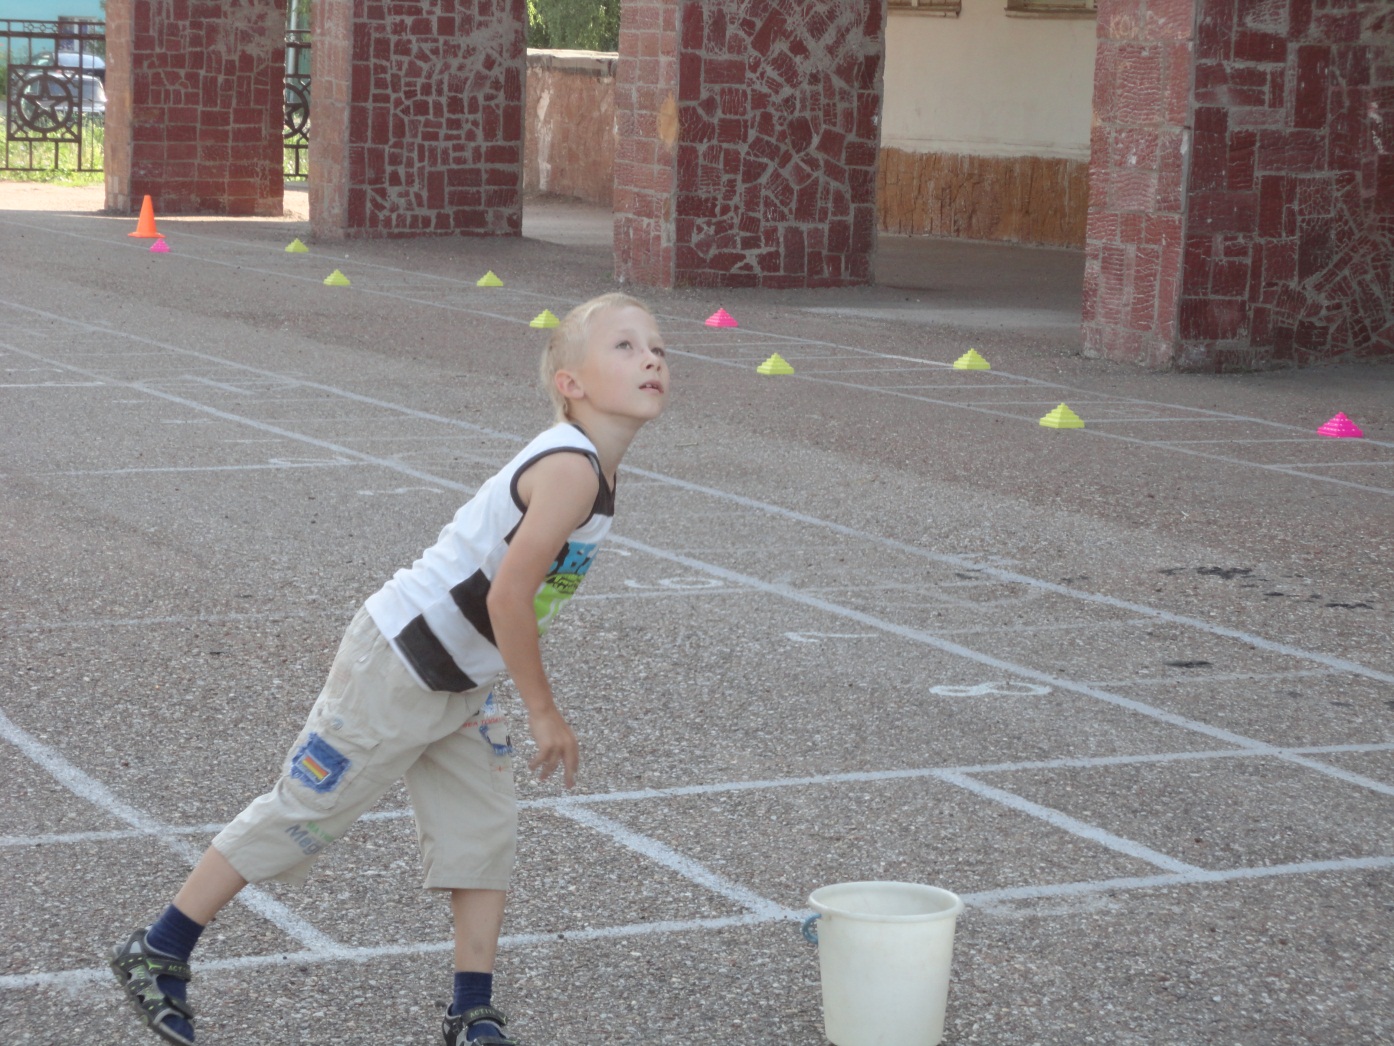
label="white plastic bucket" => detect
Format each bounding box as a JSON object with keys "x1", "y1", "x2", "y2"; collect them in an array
[{"x1": 806, "y1": 881, "x2": 963, "y2": 1046}]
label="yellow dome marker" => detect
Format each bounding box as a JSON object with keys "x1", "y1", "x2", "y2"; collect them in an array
[
  {"x1": 529, "y1": 309, "x2": 560, "y2": 329},
  {"x1": 1039, "y1": 403, "x2": 1084, "y2": 429},
  {"x1": 477, "y1": 270, "x2": 504, "y2": 287},
  {"x1": 953, "y1": 349, "x2": 990, "y2": 370},
  {"x1": 285, "y1": 238, "x2": 309, "y2": 253},
  {"x1": 323, "y1": 269, "x2": 351, "y2": 286},
  {"x1": 757, "y1": 353, "x2": 795, "y2": 375}
]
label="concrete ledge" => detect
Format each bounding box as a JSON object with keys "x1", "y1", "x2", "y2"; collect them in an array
[{"x1": 526, "y1": 48, "x2": 617, "y2": 78}]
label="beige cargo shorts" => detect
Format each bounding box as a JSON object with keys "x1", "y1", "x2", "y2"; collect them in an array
[{"x1": 212, "y1": 607, "x2": 517, "y2": 890}]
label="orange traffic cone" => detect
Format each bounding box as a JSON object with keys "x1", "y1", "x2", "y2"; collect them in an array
[{"x1": 128, "y1": 195, "x2": 161, "y2": 238}]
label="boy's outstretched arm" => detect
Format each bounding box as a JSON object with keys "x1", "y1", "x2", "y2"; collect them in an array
[{"x1": 486, "y1": 451, "x2": 601, "y2": 788}]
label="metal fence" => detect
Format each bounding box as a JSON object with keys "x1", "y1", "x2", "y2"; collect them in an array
[
  {"x1": 2, "y1": 18, "x2": 105, "y2": 174},
  {"x1": 1, "y1": 19, "x2": 311, "y2": 178}
]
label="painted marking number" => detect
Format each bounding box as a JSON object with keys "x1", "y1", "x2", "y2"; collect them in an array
[{"x1": 929, "y1": 682, "x2": 1053, "y2": 697}]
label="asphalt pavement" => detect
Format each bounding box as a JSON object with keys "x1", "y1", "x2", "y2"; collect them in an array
[{"x1": 1, "y1": 184, "x2": 1391, "y2": 1045}]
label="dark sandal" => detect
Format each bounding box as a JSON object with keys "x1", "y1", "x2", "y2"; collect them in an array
[
  {"x1": 442, "y1": 1004, "x2": 519, "y2": 1046},
  {"x1": 109, "y1": 928, "x2": 195, "y2": 1046}
]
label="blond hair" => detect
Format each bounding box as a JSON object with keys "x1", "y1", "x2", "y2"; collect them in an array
[{"x1": 540, "y1": 292, "x2": 652, "y2": 421}]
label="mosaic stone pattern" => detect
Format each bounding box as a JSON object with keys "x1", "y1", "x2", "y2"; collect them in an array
[
  {"x1": 104, "y1": 0, "x2": 286, "y2": 216},
  {"x1": 1180, "y1": 0, "x2": 1393, "y2": 366},
  {"x1": 312, "y1": 0, "x2": 526, "y2": 238},
  {"x1": 614, "y1": 0, "x2": 885, "y2": 288},
  {"x1": 1084, "y1": 0, "x2": 1394, "y2": 368}
]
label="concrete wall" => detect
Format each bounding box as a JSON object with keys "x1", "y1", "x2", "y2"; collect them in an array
[
  {"x1": 524, "y1": 49, "x2": 617, "y2": 207},
  {"x1": 878, "y1": 1, "x2": 1097, "y2": 245}
]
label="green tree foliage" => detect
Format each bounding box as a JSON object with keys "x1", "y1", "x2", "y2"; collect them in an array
[{"x1": 527, "y1": 0, "x2": 620, "y2": 52}]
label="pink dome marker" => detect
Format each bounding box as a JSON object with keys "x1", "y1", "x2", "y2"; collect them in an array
[
  {"x1": 1317, "y1": 412, "x2": 1363, "y2": 439},
  {"x1": 704, "y1": 307, "x2": 738, "y2": 328},
  {"x1": 149, "y1": 238, "x2": 170, "y2": 253}
]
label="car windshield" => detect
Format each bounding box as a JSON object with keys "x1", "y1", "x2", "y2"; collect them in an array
[{"x1": 33, "y1": 51, "x2": 105, "y2": 69}]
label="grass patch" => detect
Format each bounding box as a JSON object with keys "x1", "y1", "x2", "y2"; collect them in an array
[
  {"x1": 1, "y1": 113, "x2": 105, "y2": 184},
  {"x1": 1, "y1": 113, "x2": 306, "y2": 182}
]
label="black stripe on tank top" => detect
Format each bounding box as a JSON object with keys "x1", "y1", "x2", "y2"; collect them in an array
[
  {"x1": 394, "y1": 616, "x2": 478, "y2": 692},
  {"x1": 449, "y1": 568, "x2": 497, "y2": 647}
]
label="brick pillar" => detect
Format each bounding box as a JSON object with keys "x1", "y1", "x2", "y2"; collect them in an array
[
  {"x1": 612, "y1": 0, "x2": 679, "y2": 285},
  {"x1": 1084, "y1": 0, "x2": 1394, "y2": 369},
  {"x1": 104, "y1": 0, "x2": 286, "y2": 216},
  {"x1": 614, "y1": 0, "x2": 885, "y2": 288},
  {"x1": 310, "y1": 0, "x2": 526, "y2": 239},
  {"x1": 1081, "y1": 0, "x2": 1195, "y2": 366}
]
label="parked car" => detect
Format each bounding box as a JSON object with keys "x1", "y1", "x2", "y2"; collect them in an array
[
  {"x1": 11, "y1": 69, "x2": 106, "y2": 130},
  {"x1": 29, "y1": 49, "x2": 106, "y2": 83}
]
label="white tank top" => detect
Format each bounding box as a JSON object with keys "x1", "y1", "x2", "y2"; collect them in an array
[{"x1": 365, "y1": 423, "x2": 614, "y2": 691}]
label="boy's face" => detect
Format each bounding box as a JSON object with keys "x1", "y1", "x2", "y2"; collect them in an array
[{"x1": 568, "y1": 305, "x2": 669, "y2": 423}]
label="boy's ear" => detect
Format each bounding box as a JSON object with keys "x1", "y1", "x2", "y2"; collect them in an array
[{"x1": 554, "y1": 368, "x2": 585, "y2": 406}]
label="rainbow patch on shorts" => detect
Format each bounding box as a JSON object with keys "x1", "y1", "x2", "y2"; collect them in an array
[{"x1": 290, "y1": 732, "x2": 349, "y2": 793}]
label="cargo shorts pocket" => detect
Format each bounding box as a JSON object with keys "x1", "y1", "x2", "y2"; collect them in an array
[{"x1": 284, "y1": 721, "x2": 381, "y2": 813}]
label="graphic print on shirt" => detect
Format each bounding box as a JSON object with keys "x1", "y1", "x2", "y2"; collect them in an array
[{"x1": 534, "y1": 539, "x2": 599, "y2": 634}]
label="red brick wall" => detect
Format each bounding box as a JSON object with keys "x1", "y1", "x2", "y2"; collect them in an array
[
  {"x1": 1085, "y1": 0, "x2": 1394, "y2": 369},
  {"x1": 614, "y1": 0, "x2": 886, "y2": 288},
  {"x1": 524, "y1": 50, "x2": 617, "y2": 207},
  {"x1": 311, "y1": 0, "x2": 526, "y2": 238},
  {"x1": 1179, "y1": 0, "x2": 1393, "y2": 367},
  {"x1": 104, "y1": 0, "x2": 286, "y2": 216}
]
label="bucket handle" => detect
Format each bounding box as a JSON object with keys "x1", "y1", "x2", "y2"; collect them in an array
[{"x1": 801, "y1": 913, "x2": 820, "y2": 945}]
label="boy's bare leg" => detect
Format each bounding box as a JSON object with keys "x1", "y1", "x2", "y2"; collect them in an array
[
  {"x1": 172, "y1": 846, "x2": 249, "y2": 924},
  {"x1": 450, "y1": 888, "x2": 507, "y2": 971}
]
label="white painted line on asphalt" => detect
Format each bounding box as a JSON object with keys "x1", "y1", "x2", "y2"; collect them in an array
[
  {"x1": 0, "y1": 913, "x2": 780, "y2": 992},
  {"x1": 5, "y1": 298, "x2": 1388, "y2": 965},
  {"x1": 8, "y1": 854, "x2": 1394, "y2": 994},
  {"x1": 613, "y1": 469, "x2": 1394, "y2": 689},
  {"x1": 182, "y1": 374, "x2": 255, "y2": 394},
  {"x1": 0, "y1": 381, "x2": 105, "y2": 388},
  {"x1": 552, "y1": 807, "x2": 797, "y2": 920},
  {"x1": 926, "y1": 618, "x2": 1154, "y2": 636},
  {"x1": 934, "y1": 771, "x2": 1201, "y2": 873},
  {"x1": 11, "y1": 739, "x2": 1394, "y2": 852},
  {"x1": 1274, "y1": 461, "x2": 1394, "y2": 468},
  {"x1": 961, "y1": 854, "x2": 1394, "y2": 907},
  {"x1": 13, "y1": 611, "x2": 314, "y2": 631},
  {"x1": 46, "y1": 460, "x2": 363, "y2": 476},
  {"x1": 615, "y1": 535, "x2": 1394, "y2": 798},
  {"x1": 0, "y1": 707, "x2": 340, "y2": 952},
  {"x1": 864, "y1": 381, "x2": 1034, "y2": 389},
  {"x1": 5, "y1": 336, "x2": 1391, "y2": 797},
  {"x1": 1085, "y1": 667, "x2": 1343, "y2": 688},
  {"x1": 1156, "y1": 437, "x2": 1323, "y2": 444},
  {"x1": 661, "y1": 346, "x2": 1394, "y2": 491}
]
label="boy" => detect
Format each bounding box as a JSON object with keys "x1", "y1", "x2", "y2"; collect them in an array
[{"x1": 109, "y1": 293, "x2": 669, "y2": 1046}]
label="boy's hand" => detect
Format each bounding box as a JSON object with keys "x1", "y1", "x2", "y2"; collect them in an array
[{"x1": 527, "y1": 705, "x2": 578, "y2": 788}]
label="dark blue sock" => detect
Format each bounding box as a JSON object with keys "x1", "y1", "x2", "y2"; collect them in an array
[
  {"x1": 146, "y1": 904, "x2": 204, "y2": 961},
  {"x1": 144, "y1": 904, "x2": 204, "y2": 1042},
  {"x1": 451, "y1": 971, "x2": 501, "y2": 1040}
]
